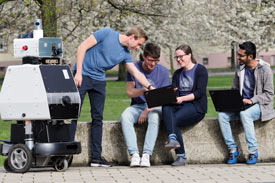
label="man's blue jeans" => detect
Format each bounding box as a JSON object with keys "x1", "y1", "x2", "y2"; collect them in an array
[
  {"x1": 69, "y1": 75, "x2": 106, "y2": 159},
  {"x1": 120, "y1": 104, "x2": 161, "y2": 155},
  {"x1": 218, "y1": 104, "x2": 261, "y2": 153}
]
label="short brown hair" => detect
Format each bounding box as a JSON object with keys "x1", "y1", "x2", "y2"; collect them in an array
[
  {"x1": 126, "y1": 26, "x2": 148, "y2": 41},
  {"x1": 143, "y1": 42, "x2": 160, "y2": 59}
]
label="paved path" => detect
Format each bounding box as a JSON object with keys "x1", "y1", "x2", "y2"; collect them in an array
[{"x1": 1, "y1": 163, "x2": 275, "y2": 183}]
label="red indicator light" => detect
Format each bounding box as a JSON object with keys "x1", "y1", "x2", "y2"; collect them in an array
[{"x1": 22, "y1": 45, "x2": 28, "y2": 50}]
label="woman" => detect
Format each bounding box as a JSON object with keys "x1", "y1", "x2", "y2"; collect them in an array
[{"x1": 162, "y1": 44, "x2": 208, "y2": 166}]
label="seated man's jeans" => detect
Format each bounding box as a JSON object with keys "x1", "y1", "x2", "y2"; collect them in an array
[
  {"x1": 218, "y1": 104, "x2": 261, "y2": 153},
  {"x1": 120, "y1": 104, "x2": 161, "y2": 155}
]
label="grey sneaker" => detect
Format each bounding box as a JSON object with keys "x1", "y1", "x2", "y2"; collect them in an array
[
  {"x1": 165, "y1": 139, "x2": 181, "y2": 150},
  {"x1": 172, "y1": 157, "x2": 188, "y2": 166}
]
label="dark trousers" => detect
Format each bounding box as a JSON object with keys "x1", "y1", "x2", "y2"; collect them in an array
[
  {"x1": 69, "y1": 75, "x2": 106, "y2": 159},
  {"x1": 162, "y1": 102, "x2": 205, "y2": 155}
]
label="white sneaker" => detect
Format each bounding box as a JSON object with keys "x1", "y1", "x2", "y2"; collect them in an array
[
  {"x1": 140, "y1": 153, "x2": 150, "y2": 167},
  {"x1": 130, "y1": 153, "x2": 140, "y2": 167}
]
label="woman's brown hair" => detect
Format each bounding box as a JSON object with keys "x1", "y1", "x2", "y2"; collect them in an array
[{"x1": 175, "y1": 44, "x2": 197, "y2": 64}]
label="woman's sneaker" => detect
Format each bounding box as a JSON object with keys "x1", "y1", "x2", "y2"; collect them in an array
[
  {"x1": 130, "y1": 153, "x2": 140, "y2": 167},
  {"x1": 246, "y1": 151, "x2": 258, "y2": 165},
  {"x1": 172, "y1": 156, "x2": 188, "y2": 166},
  {"x1": 227, "y1": 148, "x2": 239, "y2": 164},
  {"x1": 165, "y1": 139, "x2": 180, "y2": 150}
]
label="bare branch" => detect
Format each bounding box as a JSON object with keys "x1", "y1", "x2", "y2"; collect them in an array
[
  {"x1": 34, "y1": 0, "x2": 43, "y2": 6},
  {"x1": 0, "y1": 0, "x2": 14, "y2": 5},
  {"x1": 106, "y1": 0, "x2": 170, "y2": 17}
]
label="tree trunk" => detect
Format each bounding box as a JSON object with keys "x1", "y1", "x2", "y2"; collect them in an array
[
  {"x1": 40, "y1": 0, "x2": 57, "y2": 37},
  {"x1": 231, "y1": 41, "x2": 237, "y2": 69},
  {"x1": 169, "y1": 46, "x2": 174, "y2": 75},
  {"x1": 117, "y1": 62, "x2": 126, "y2": 81}
]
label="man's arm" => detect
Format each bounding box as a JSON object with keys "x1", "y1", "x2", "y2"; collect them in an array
[
  {"x1": 125, "y1": 62, "x2": 153, "y2": 89},
  {"x1": 74, "y1": 34, "x2": 97, "y2": 87},
  {"x1": 251, "y1": 66, "x2": 274, "y2": 105},
  {"x1": 126, "y1": 81, "x2": 147, "y2": 98}
]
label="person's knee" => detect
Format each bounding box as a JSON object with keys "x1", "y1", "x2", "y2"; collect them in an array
[
  {"x1": 91, "y1": 120, "x2": 102, "y2": 126},
  {"x1": 121, "y1": 110, "x2": 135, "y2": 126},
  {"x1": 91, "y1": 111, "x2": 103, "y2": 122},
  {"x1": 148, "y1": 114, "x2": 160, "y2": 126},
  {"x1": 162, "y1": 105, "x2": 172, "y2": 113},
  {"x1": 218, "y1": 112, "x2": 229, "y2": 122},
  {"x1": 149, "y1": 109, "x2": 161, "y2": 121},
  {"x1": 239, "y1": 110, "x2": 252, "y2": 121},
  {"x1": 120, "y1": 111, "x2": 127, "y2": 122}
]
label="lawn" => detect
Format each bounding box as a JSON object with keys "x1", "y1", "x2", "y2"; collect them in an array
[{"x1": 0, "y1": 74, "x2": 274, "y2": 166}]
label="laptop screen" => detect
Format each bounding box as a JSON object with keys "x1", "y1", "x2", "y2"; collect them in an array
[
  {"x1": 144, "y1": 85, "x2": 177, "y2": 108},
  {"x1": 209, "y1": 89, "x2": 249, "y2": 112}
]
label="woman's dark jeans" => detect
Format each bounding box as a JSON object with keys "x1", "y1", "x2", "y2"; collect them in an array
[{"x1": 162, "y1": 102, "x2": 205, "y2": 155}]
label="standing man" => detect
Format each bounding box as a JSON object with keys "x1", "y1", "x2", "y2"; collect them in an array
[
  {"x1": 218, "y1": 41, "x2": 275, "y2": 165},
  {"x1": 70, "y1": 27, "x2": 152, "y2": 167},
  {"x1": 120, "y1": 43, "x2": 171, "y2": 167}
]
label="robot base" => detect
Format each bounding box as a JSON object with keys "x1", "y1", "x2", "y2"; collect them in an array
[{"x1": 0, "y1": 122, "x2": 81, "y2": 173}]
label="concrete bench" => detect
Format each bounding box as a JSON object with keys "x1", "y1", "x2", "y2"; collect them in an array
[{"x1": 72, "y1": 118, "x2": 275, "y2": 166}]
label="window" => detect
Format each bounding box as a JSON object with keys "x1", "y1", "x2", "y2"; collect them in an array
[
  {"x1": 0, "y1": 36, "x2": 6, "y2": 52},
  {"x1": 259, "y1": 55, "x2": 264, "y2": 60},
  {"x1": 227, "y1": 57, "x2": 231, "y2": 63},
  {"x1": 271, "y1": 55, "x2": 275, "y2": 65},
  {"x1": 0, "y1": 42, "x2": 3, "y2": 52},
  {"x1": 203, "y1": 58, "x2": 208, "y2": 65},
  {"x1": 0, "y1": 67, "x2": 5, "y2": 72}
]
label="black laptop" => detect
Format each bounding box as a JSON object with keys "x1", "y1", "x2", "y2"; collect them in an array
[
  {"x1": 209, "y1": 89, "x2": 254, "y2": 112},
  {"x1": 144, "y1": 85, "x2": 177, "y2": 108}
]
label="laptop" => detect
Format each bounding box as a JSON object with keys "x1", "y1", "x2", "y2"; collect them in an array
[
  {"x1": 209, "y1": 89, "x2": 254, "y2": 112},
  {"x1": 144, "y1": 85, "x2": 177, "y2": 108}
]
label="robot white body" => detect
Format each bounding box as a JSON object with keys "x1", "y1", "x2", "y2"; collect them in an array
[
  {"x1": 0, "y1": 64, "x2": 80, "y2": 121},
  {"x1": 0, "y1": 65, "x2": 49, "y2": 120}
]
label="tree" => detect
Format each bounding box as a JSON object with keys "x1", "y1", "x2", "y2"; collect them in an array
[
  {"x1": 0, "y1": 0, "x2": 57, "y2": 37},
  {"x1": 56, "y1": 0, "x2": 185, "y2": 80},
  {"x1": 0, "y1": 0, "x2": 186, "y2": 80},
  {"x1": 195, "y1": 0, "x2": 275, "y2": 52},
  {"x1": 39, "y1": 0, "x2": 57, "y2": 37},
  {"x1": 1, "y1": 0, "x2": 274, "y2": 76}
]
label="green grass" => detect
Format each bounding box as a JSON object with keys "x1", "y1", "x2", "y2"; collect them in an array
[
  {"x1": 78, "y1": 81, "x2": 130, "y2": 121},
  {"x1": 79, "y1": 76, "x2": 234, "y2": 121},
  {"x1": 0, "y1": 121, "x2": 15, "y2": 167},
  {"x1": 0, "y1": 74, "x2": 274, "y2": 166}
]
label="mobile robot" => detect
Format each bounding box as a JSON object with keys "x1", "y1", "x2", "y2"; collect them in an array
[{"x1": 0, "y1": 19, "x2": 81, "y2": 173}]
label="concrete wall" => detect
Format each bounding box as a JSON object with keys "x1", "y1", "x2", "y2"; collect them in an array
[{"x1": 72, "y1": 118, "x2": 275, "y2": 166}]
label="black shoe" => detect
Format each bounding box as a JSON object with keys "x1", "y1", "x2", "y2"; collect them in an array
[{"x1": 90, "y1": 157, "x2": 112, "y2": 167}]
